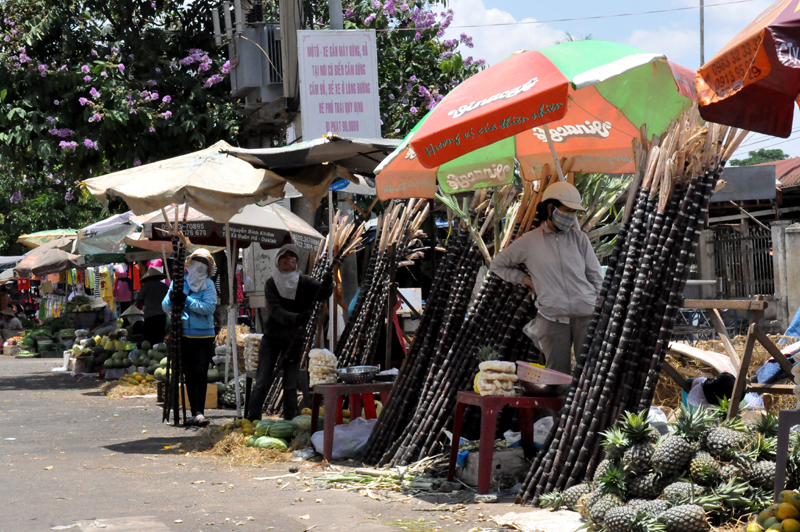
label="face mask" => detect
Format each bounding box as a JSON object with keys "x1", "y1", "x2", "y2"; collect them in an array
[{"x1": 551, "y1": 207, "x2": 578, "y2": 232}]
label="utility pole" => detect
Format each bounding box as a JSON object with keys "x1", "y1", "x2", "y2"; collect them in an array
[
  {"x1": 700, "y1": 0, "x2": 705, "y2": 65},
  {"x1": 329, "y1": 0, "x2": 343, "y2": 30}
]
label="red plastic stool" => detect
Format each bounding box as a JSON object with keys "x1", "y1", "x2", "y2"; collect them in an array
[
  {"x1": 447, "y1": 391, "x2": 564, "y2": 494},
  {"x1": 310, "y1": 382, "x2": 394, "y2": 462}
]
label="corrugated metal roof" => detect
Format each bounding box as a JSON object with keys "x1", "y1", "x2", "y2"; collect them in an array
[{"x1": 753, "y1": 157, "x2": 800, "y2": 188}]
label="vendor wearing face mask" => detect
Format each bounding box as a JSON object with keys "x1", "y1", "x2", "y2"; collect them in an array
[
  {"x1": 247, "y1": 244, "x2": 334, "y2": 422},
  {"x1": 489, "y1": 181, "x2": 603, "y2": 375},
  {"x1": 162, "y1": 249, "x2": 218, "y2": 427}
]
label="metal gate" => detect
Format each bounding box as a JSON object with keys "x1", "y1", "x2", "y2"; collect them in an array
[{"x1": 713, "y1": 225, "x2": 774, "y2": 298}]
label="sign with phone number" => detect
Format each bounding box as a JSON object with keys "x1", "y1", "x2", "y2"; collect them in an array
[{"x1": 702, "y1": 34, "x2": 768, "y2": 96}]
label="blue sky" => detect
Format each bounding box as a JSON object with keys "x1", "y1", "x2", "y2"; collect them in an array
[{"x1": 444, "y1": 0, "x2": 799, "y2": 160}]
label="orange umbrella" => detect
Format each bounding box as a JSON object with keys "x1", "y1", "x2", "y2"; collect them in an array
[{"x1": 697, "y1": 0, "x2": 800, "y2": 137}]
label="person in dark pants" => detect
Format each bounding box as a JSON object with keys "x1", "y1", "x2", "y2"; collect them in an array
[
  {"x1": 162, "y1": 249, "x2": 218, "y2": 427},
  {"x1": 136, "y1": 267, "x2": 169, "y2": 346},
  {"x1": 247, "y1": 244, "x2": 333, "y2": 422}
]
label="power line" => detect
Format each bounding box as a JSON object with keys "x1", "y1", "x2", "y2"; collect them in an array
[
  {"x1": 376, "y1": 0, "x2": 760, "y2": 32},
  {"x1": 737, "y1": 127, "x2": 800, "y2": 150}
]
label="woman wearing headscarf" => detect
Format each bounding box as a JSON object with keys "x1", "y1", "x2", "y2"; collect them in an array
[
  {"x1": 247, "y1": 244, "x2": 334, "y2": 422},
  {"x1": 136, "y1": 267, "x2": 169, "y2": 346},
  {"x1": 162, "y1": 249, "x2": 218, "y2": 427},
  {"x1": 489, "y1": 182, "x2": 603, "y2": 375}
]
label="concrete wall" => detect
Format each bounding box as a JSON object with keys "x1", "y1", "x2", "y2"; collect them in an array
[{"x1": 784, "y1": 223, "x2": 800, "y2": 327}]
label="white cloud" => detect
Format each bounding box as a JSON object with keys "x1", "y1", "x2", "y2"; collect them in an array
[
  {"x1": 627, "y1": 27, "x2": 699, "y2": 64},
  {"x1": 446, "y1": 0, "x2": 567, "y2": 66}
]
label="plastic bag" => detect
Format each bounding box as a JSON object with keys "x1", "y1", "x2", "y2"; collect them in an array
[
  {"x1": 310, "y1": 417, "x2": 377, "y2": 460},
  {"x1": 533, "y1": 416, "x2": 554, "y2": 444}
]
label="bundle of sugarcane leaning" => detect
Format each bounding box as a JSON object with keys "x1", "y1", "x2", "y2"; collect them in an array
[
  {"x1": 518, "y1": 111, "x2": 749, "y2": 506},
  {"x1": 362, "y1": 188, "x2": 540, "y2": 466},
  {"x1": 334, "y1": 200, "x2": 429, "y2": 369},
  {"x1": 261, "y1": 214, "x2": 365, "y2": 416}
]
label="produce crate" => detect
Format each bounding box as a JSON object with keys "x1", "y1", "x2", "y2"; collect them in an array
[
  {"x1": 180, "y1": 384, "x2": 218, "y2": 410},
  {"x1": 3, "y1": 345, "x2": 20, "y2": 357}
]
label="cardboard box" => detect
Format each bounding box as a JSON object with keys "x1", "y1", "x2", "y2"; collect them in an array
[{"x1": 180, "y1": 384, "x2": 218, "y2": 410}]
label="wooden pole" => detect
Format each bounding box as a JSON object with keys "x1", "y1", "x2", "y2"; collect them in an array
[{"x1": 385, "y1": 243, "x2": 397, "y2": 371}]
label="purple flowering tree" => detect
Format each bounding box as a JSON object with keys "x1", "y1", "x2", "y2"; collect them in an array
[{"x1": 0, "y1": 0, "x2": 237, "y2": 253}]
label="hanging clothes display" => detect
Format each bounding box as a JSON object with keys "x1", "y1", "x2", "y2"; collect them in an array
[
  {"x1": 132, "y1": 263, "x2": 141, "y2": 291},
  {"x1": 98, "y1": 266, "x2": 114, "y2": 308}
]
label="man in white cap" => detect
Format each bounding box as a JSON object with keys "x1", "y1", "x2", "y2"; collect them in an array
[
  {"x1": 490, "y1": 181, "x2": 603, "y2": 375},
  {"x1": 0, "y1": 308, "x2": 22, "y2": 330}
]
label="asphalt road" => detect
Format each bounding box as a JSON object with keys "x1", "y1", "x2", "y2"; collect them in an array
[{"x1": 0, "y1": 357, "x2": 511, "y2": 532}]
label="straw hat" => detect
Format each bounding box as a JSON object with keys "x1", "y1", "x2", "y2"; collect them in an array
[
  {"x1": 120, "y1": 306, "x2": 144, "y2": 318},
  {"x1": 90, "y1": 298, "x2": 108, "y2": 309},
  {"x1": 1, "y1": 308, "x2": 15, "y2": 317},
  {"x1": 187, "y1": 248, "x2": 216, "y2": 277},
  {"x1": 140, "y1": 267, "x2": 166, "y2": 282}
]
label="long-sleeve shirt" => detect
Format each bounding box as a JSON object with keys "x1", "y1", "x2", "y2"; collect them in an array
[
  {"x1": 136, "y1": 280, "x2": 169, "y2": 319},
  {"x1": 264, "y1": 275, "x2": 333, "y2": 341},
  {"x1": 489, "y1": 223, "x2": 603, "y2": 321}
]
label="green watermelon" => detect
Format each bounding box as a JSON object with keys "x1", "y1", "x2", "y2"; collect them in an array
[
  {"x1": 141, "y1": 340, "x2": 152, "y2": 351},
  {"x1": 157, "y1": 343, "x2": 168, "y2": 352},
  {"x1": 154, "y1": 367, "x2": 167, "y2": 382},
  {"x1": 122, "y1": 358, "x2": 132, "y2": 368},
  {"x1": 103, "y1": 359, "x2": 113, "y2": 368},
  {"x1": 268, "y1": 421, "x2": 298, "y2": 439},
  {"x1": 159, "y1": 357, "x2": 168, "y2": 366},
  {"x1": 246, "y1": 436, "x2": 258, "y2": 447},
  {"x1": 85, "y1": 338, "x2": 96, "y2": 348},
  {"x1": 292, "y1": 415, "x2": 312, "y2": 432},
  {"x1": 206, "y1": 368, "x2": 220, "y2": 382},
  {"x1": 254, "y1": 437, "x2": 288, "y2": 451}
]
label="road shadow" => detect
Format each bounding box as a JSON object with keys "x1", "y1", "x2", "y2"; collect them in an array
[
  {"x1": 0, "y1": 371, "x2": 101, "y2": 392},
  {"x1": 105, "y1": 435, "x2": 198, "y2": 455}
]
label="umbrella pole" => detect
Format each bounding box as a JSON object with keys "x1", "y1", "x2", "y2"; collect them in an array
[
  {"x1": 328, "y1": 191, "x2": 335, "y2": 351},
  {"x1": 542, "y1": 124, "x2": 566, "y2": 182},
  {"x1": 225, "y1": 223, "x2": 242, "y2": 418}
]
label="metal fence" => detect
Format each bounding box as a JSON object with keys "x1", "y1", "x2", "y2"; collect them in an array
[{"x1": 713, "y1": 225, "x2": 774, "y2": 298}]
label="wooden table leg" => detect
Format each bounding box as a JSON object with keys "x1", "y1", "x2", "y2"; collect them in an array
[
  {"x1": 477, "y1": 403, "x2": 500, "y2": 494},
  {"x1": 519, "y1": 408, "x2": 535, "y2": 459},
  {"x1": 335, "y1": 395, "x2": 344, "y2": 425},
  {"x1": 728, "y1": 322, "x2": 758, "y2": 419},
  {"x1": 323, "y1": 390, "x2": 338, "y2": 462},
  {"x1": 362, "y1": 393, "x2": 377, "y2": 419},
  {"x1": 447, "y1": 401, "x2": 468, "y2": 482}
]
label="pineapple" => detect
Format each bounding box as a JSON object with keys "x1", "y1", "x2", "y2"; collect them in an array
[
  {"x1": 749, "y1": 460, "x2": 776, "y2": 490},
  {"x1": 752, "y1": 411, "x2": 779, "y2": 438},
  {"x1": 604, "y1": 504, "x2": 637, "y2": 532},
  {"x1": 639, "y1": 499, "x2": 670, "y2": 516},
  {"x1": 563, "y1": 482, "x2": 594, "y2": 510},
  {"x1": 662, "y1": 482, "x2": 704, "y2": 505},
  {"x1": 663, "y1": 504, "x2": 709, "y2": 532},
  {"x1": 594, "y1": 458, "x2": 613, "y2": 483},
  {"x1": 577, "y1": 492, "x2": 594, "y2": 519},
  {"x1": 590, "y1": 462, "x2": 628, "y2": 525},
  {"x1": 602, "y1": 427, "x2": 631, "y2": 461},
  {"x1": 629, "y1": 511, "x2": 667, "y2": 532},
  {"x1": 788, "y1": 433, "x2": 800, "y2": 488},
  {"x1": 626, "y1": 498, "x2": 650, "y2": 511},
  {"x1": 719, "y1": 463, "x2": 748, "y2": 482},
  {"x1": 627, "y1": 472, "x2": 667, "y2": 500},
  {"x1": 688, "y1": 451, "x2": 720, "y2": 486},
  {"x1": 652, "y1": 408, "x2": 714, "y2": 475},
  {"x1": 704, "y1": 418, "x2": 751, "y2": 461},
  {"x1": 620, "y1": 411, "x2": 659, "y2": 474},
  {"x1": 537, "y1": 490, "x2": 563, "y2": 510}
]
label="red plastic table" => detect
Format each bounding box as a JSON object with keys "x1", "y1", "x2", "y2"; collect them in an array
[
  {"x1": 310, "y1": 382, "x2": 394, "y2": 462},
  {"x1": 447, "y1": 391, "x2": 564, "y2": 494}
]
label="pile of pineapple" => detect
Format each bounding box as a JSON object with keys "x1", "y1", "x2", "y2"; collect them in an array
[{"x1": 540, "y1": 401, "x2": 795, "y2": 532}]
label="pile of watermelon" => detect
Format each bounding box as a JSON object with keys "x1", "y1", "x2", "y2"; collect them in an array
[{"x1": 218, "y1": 415, "x2": 314, "y2": 452}]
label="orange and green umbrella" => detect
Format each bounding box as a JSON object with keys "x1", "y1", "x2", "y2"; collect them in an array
[
  {"x1": 697, "y1": 0, "x2": 800, "y2": 137},
  {"x1": 375, "y1": 40, "x2": 696, "y2": 200}
]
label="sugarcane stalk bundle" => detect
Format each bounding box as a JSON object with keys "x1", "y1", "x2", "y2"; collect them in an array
[
  {"x1": 162, "y1": 215, "x2": 190, "y2": 425},
  {"x1": 334, "y1": 200, "x2": 429, "y2": 369},
  {"x1": 262, "y1": 213, "x2": 365, "y2": 416},
  {"x1": 517, "y1": 111, "x2": 748, "y2": 506}
]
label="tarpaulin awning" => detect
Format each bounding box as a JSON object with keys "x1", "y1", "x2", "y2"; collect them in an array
[
  {"x1": 142, "y1": 203, "x2": 323, "y2": 250},
  {"x1": 14, "y1": 236, "x2": 79, "y2": 278},
  {"x1": 17, "y1": 229, "x2": 77, "y2": 249}
]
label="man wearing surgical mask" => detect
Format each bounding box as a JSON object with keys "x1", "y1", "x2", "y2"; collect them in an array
[{"x1": 490, "y1": 181, "x2": 603, "y2": 375}]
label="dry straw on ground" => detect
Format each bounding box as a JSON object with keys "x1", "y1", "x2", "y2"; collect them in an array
[
  {"x1": 654, "y1": 334, "x2": 797, "y2": 414},
  {"x1": 180, "y1": 427, "x2": 293, "y2": 467},
  {"x1": 101, "y1": 380, "x2": 158, "y2": 399}
]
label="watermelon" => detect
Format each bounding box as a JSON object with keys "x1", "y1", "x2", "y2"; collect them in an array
[
  {"x1": 154, "y1": 367, "x2": 167, "y2": 382},
  {"x1": 85, "y1": 338, "x2": 96, "y2": 348},
  {"x1": 141, "y1": 340, "x2": 152, "y2": 351},
  {"x1": 254, "y1": 437, "x2": 288, "y2": 451},
  {"x1": 207, "y1": 368, "x2": 220, "y2": 382},
  {"x1": 157, "y1": 343, "x2": 168, "y2": 352},
  {"x1": 123, "y1": 358, "x2": 132, "y2": 368},
  {"x1": 246, "y1": 436, "x2": 258, "y2": 447},
  {"x1": 159, "y1": 357, "x2": 168, "y2": 366},
  {"x1": 268, "y1": 421, "x2": 298, "y2": 439},
  {"x1": 103, "y1": 359, "x2": 113, "y2": 368},
  {"x1": 292, "y1": 415, "x2": 312, "y2": 432}
]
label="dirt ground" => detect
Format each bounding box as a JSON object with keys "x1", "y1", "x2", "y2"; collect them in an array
[{"x1": 0, "y1": 357, "x2": 534, "y2": 532}]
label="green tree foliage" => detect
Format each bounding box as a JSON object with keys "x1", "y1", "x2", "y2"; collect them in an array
[
  {"x1": 0, "y1": 0, "x2": 483, "y2": 255},
  {"x1": 729, "y1": 148, "x2": 790, "y2": 166}
]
